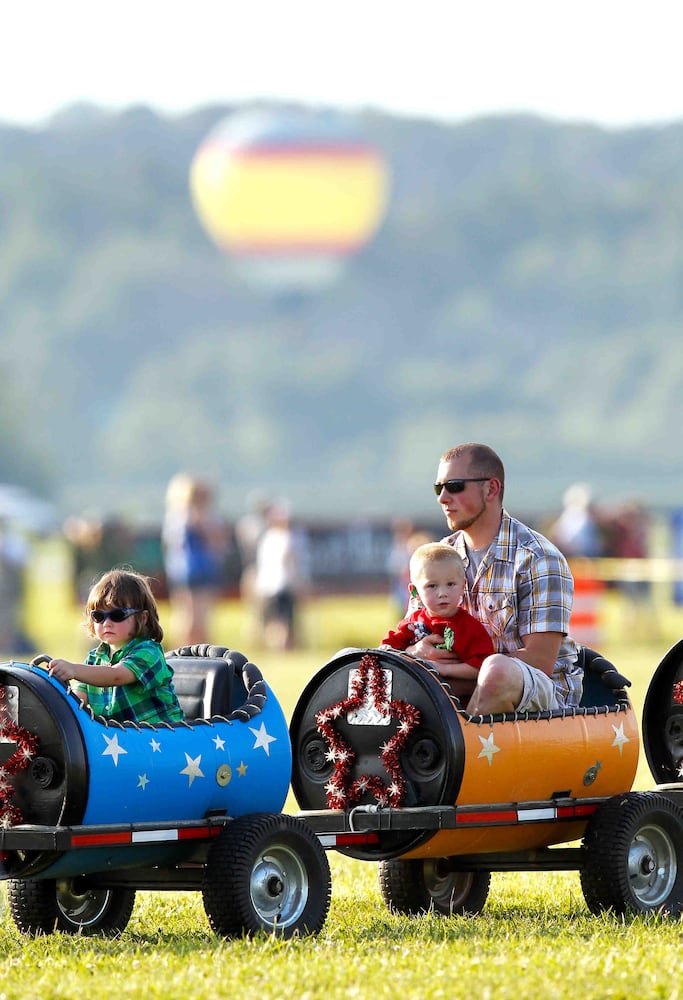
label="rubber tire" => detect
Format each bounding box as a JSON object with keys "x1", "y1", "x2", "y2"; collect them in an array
[
  {"x1": 378, "y1": 858, "x2": 491, "y2": 916},
  {"x1": 581, "y1": 791, "x2": 683, "y2": 916},
  {"x1": 6, "y1": 878, "x2": 135, "y2": 936},
  {"x1": 55, "y1": 881, "x2": 136, "y2": 935},
  {"x1": 202, "y1": 813, "x2": 331, "y2": 938},
  {"x1": 6, "y1": 878, "x2": 58, "y2": 935}
]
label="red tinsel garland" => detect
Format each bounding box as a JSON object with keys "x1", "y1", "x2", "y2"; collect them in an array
[
  {"x1": 673, "y1": 680, "x2": 683, "y2": 706},
  {"x1": 0, "y1": 685, "x2": 39, "y2": 828},
  {"x1": 315, "y1": 653, "x2": 420, "y2": 809}
]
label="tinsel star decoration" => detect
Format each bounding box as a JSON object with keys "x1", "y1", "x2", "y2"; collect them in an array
[
  {"x1": 315, "y1": 653, "x2": 420, "y2": 810},
  {"x1": 673, "y1": 680, "x2": 683, "y2": 706},
  {"x1": 0, "y1": 685, "x2": 39, "y2": 827}
]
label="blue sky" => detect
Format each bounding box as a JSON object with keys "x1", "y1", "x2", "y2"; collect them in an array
[{"x1": 3, "y1": 0, "x2": 683, "y2": 128}]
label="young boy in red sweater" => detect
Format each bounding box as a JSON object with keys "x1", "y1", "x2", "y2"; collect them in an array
[{"x1": 380, "y1": 542, "x2": 493, "y2": 679}]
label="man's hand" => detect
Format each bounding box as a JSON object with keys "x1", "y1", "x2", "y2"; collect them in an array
[
  {"x1": 406, "y1": 633, "x2": 456, "y2": 661},
  {"x1": 405, "y1": 634, "x2": 479, "y2": 700},
  {"x1": 406, "y1": 634, "x2": 472, "y2": 676}
]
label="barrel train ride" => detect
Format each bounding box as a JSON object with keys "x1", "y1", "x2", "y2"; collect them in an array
[
  {"x1": 1, "y1": 639, "x2": 682, "y2": 937},
  {"x1": 289, "y1": 642, "x2": 683, "y2": 918}
]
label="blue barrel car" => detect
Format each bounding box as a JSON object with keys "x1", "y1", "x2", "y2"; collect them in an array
[{"x1": 0, "y1": 645, "x2": 331, "y2": 938}]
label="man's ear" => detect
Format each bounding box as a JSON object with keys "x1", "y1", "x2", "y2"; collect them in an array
[{"x1": 486, "y1": 478, "x2": 503, "y2": 501}]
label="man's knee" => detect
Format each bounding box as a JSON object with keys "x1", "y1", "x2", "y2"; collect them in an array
[
  {"x1": 476, "y1": 654, "x2": 525, "y2": 704},
  {"x1": 479, "y1": 653, "x2": 517, "y2": 686}
]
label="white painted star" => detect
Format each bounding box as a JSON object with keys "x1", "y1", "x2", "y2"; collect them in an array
[
  {"x1": 611, "y1": 722, "x2": 630, "y2": 757},
  {"x1": 149, "y1": 738, "x2": 161, "y2": 753},
  {"x1": 102, "y1": 732, "x2": 128, "y2": 767},
  {"x1": 478, "y1": 732, "x2": 501, "y2": 766},
  {"x1": 180, "y1": 753, "x2": 204, "y2": 786},
  {"x1": 249, "y1": 721, "x2": 277, "y2": 756},
  {"x1": 213, "y1": 734, "x2": 226, "y2": 751},
  {"x1": 137, "y1": 774, "x2": 149, "y2": 790}
]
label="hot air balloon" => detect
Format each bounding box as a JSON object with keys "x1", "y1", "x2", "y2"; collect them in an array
[{"x1": 189, "y1": 108, "x2": 389, "y2": 294}]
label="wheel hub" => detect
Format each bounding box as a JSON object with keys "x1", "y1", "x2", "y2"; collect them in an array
[
  {"x1": 627, "y1": 826, "x2": 677, "y2": 907},
  {"x1": 249, "y1": 847, "x2": 308, "y2": 927},
  {"x1": 267, "y1": 875, "x2": 285, "y2": 897},
  {"x1": 639, "y1": 855, "x2": 656, "y2": 876}
]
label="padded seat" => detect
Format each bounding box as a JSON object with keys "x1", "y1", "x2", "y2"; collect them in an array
[
  {"x1": 578, "y1": 646, "x2": 632, "y2": 709},
  {"x1": 166, "y1": 644, "x2": 249, "y2": 720}
]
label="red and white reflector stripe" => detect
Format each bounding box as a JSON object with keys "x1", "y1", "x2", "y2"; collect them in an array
[
  {"x1": 456, "y1": 802, "x2": 599, "y2": 827},
  {"x1": 71, "y1": 825, "x2": 223, "y2": 848},
  {"x1": 317, "y1": 832, "x2": 380, "y2": 848}
]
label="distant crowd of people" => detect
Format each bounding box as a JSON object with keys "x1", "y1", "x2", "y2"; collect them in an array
[
  {"x1": 56, "y1": 478, "x2": 311, "y2": 653},
  {"x1": 0, "y1": 467, "x2": 665, "y2": 664},
  {"x1": 161, "y1": 480, "x2": 312, "y2": 651}
]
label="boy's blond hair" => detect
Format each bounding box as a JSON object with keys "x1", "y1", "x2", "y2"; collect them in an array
[{"x1": 409, "y1": 542, "x2": 465, "y2": 581}]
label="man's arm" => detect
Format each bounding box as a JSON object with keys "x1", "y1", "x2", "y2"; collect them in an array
[{"x1": 512, "y1": 631, "x2": 564, "y2": 677}]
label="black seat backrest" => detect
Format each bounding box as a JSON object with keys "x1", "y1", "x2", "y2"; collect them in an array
[
  {"x1": 166, "y1": 644, "x2": 249, "y2": 719},
  {"x1": 578, "y1": 646, "x2": 632, "y2": 709}
]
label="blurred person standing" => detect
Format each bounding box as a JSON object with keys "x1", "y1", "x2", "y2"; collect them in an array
[
  {"x1": 63, "y1": 515, "x2": 134, "y2": 604},
  {"x1": 387, "y1": 519, "x2": 436, "y2": 618},
  {"x1": 0, "y1": 517, "x2": 33, "y2": 655},
  {"x1": 162, "y1": 475, "x2": 228, "y2": 646},
  {"x1": 234, "y1": 491, "x2": 271, "y2": 643},
  {"x1": 550, "y1": 483, "x2": 603, "y2": 559},
  {"x1": 254, "y1": 502, "x2": 308, "y2": 650},
  {"x1": 607, "y1": 500, "x2": 658, "y2": 640},
  {"x1": 386, "y1": 517, "x2": 414, "y2": 616}
]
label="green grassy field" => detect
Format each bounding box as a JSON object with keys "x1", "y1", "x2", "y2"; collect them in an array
[{"x1": 1, "y1": 551, "x2": 682, "y2": 999}]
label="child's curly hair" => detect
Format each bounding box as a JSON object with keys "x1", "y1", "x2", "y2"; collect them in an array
[{"x1": 85, "y1": 568, "x2": 163, "y2": 642}]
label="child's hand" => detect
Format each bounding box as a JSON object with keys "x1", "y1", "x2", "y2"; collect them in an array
[{"x1": 48, "y1": 659, "x2": 74, "y2": 684}]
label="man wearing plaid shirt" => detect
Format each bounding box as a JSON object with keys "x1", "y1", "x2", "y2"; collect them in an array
[{"x1": 407, "y1": 443, "x2": 582, "y2": 715}]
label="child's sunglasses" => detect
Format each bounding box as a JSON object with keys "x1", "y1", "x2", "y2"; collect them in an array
[
  {"x1": 90, "y1": 608, "x2": 140, "y2": 624},
  {"x1": 433, "y1": 478, "x2": 490, "y2": 497}
]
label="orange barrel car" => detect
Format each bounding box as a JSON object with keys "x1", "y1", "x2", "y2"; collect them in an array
[{"x1": 290, "y1": 644, "x2": 683, "y2": 917}]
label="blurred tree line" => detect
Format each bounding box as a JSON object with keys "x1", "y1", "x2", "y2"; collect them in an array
[{"x1": 2, "y1": 104, "x2": 683, "y2": 523}]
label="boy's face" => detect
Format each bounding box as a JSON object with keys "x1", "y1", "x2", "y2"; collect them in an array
[
  {"x1": 91, "y1": 608, "x2": 148, "y2": 651},
  {"x1": 413, "y1": 561, "x2": 464, "y2": 618}
]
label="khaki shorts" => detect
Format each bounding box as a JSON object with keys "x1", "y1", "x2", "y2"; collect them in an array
[{"x1": 511, "y1": 657, "x2": 562, "y2": 713}]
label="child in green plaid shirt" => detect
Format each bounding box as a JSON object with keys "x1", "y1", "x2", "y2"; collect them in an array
[{"x1": 49, "y1": 568, "x2": 184, "y2": 724}]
